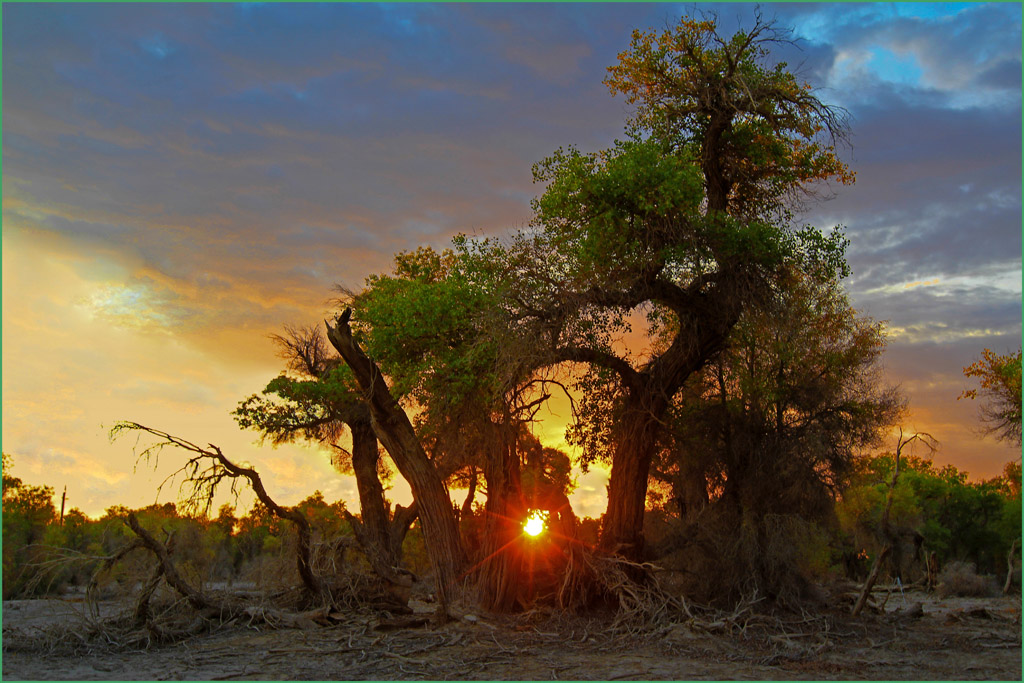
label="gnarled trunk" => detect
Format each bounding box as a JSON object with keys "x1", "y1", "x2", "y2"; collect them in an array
[
  {"x1": 478, "y1": 421, "x2": 528, "y2": 612},
  {"x1": 598, "y1": 391, "x2": 665, "y2": 561},
  {"x1": 599, "y1": 282, "x2": 744, "y2": 562},
  {"x1": 344, "y1": 418, "x2": 415, "y2": 588},
  {"x1": 325, "y1": 311, "x2": 465, "y2": 606}
]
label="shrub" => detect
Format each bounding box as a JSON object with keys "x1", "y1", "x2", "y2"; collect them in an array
[{"x1": 937, "y1": 561, "x2": 999, "y2": 597}]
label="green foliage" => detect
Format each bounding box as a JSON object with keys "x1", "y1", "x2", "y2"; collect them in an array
[
  {"x1": 604, "y1": 15, "x2": 854, "y2": 221},
  {"x1": 516, "y1": 18, "x2": 855, "y2": 488},
  {"x1": 232, "y1": 325, "x2": 372, "y2": 478},
  {"x1": 353, "y1": 244, "x2": 505, "y2": 414},
  {"x1": 234, "y1": 368, "x2": 360, "y2": 448},
  {"x1": 532, "y1": 140, "x2": 703, "y2": 271},
  {"x1": 3, "y1": 454, "x2": 58, "y2": 598},
  {"x1": 839, "y1": 455, "x2": 1022, "y2": 575},
  {"x1": 294, "y1": 490, "x2": 350, "y2": 539}
]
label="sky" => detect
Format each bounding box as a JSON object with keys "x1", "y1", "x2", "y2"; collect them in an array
[{"x1": 2, "y1": 2, "x2": 1021, "y2": 520}]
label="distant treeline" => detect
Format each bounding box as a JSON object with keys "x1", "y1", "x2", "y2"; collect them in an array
[{"x1": 2, "y1": 452, "x2": 1018, "y2": 600}]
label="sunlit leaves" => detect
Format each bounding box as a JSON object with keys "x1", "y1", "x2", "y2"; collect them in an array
[
  {"x1": 233, "y1": 366, "x2": 361, "y2": 449},
  {"x1": 958, "y1": 347, "x2": 1022, "y2": 447},
  {"x1": 604, "y1": 15, "x2": 853, "y2": 220},
  {"x1": 350, "y1": 245, "x2": 509, "y2": 427},
  {"x1": 840, "y1": 454, "x2": 1021, "y2": 571}
]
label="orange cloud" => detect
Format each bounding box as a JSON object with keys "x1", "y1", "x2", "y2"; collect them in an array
[{"x1": 904, "y1": 277, "x2": 940, "y2": 289}]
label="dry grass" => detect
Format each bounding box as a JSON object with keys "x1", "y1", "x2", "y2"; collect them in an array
[{"x1": 937, "y1": 562, "x2": 1000, "y2": 598}]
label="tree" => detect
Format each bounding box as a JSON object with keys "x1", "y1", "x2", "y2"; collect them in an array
[
  {"x1": 840, "y1": 452, "x2": 1021, "y2": 582},
  {"x1": 959, "y1": 347, "x2": 1022, "y2": 447},
  {"x1": 335, "y1": 245, "x2": 578, "y2": 611},
  {"x1": 234, "y1": 325, "x2": 417, "y2": 587},
  {"x1": 325, "y1": 309, "x2": 466, "y2": 611},
  {"x1": 509, "y1": 14, "x2": 852, "y2": 560},
  {"x1": 643, "y1": 265, "x2": 902, "y2": 602},
  {"x1": 851, "y1": 430, "x2": 935, "y2": 616},
  {"x1": 111, "y1": 422, "x2": 327, "y2": 596}
]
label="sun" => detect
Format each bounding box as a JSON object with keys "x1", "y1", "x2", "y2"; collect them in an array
[{"x1": 523, "y1": 511, "x2": 546, "y2": 537}]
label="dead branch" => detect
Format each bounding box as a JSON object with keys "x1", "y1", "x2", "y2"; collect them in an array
[
  {"x1": 111, "y1": 421, "x2": 323, "y2": 596},
  {"x1": 1004, "y1": 539, "x2": 1019, "y2": 595},
  {"x1": 124, "y1": 514, "x2": 224, "y2": 613},
  {"x1": 132, "y1": 563, "x2": 164, "y2": 628},
  {"x1": 853, "y1": 429, "x2": 936, "y2": 616}
]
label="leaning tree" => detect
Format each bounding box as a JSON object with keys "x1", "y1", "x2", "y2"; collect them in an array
[
  {"x1": 332, "y1": 245, "x2": 579, "y2": 611},
  {"x1": 232, "y1": 325, "x2": 418, "y2": 588}
]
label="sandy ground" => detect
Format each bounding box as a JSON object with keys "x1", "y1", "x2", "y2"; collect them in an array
[{"x1": 2, "y1": 591, "x2": 1021, "y2": 680}]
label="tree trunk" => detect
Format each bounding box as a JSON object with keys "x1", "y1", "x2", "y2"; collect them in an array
[
  {"x1": 852, "y1": 545, "x2": 891, "y2": 616},
  {"x1": 598, "y1": 275, "x2": 744, "y2": 562},
  {"x1": 1004, "y1": 539, "x2": 1019, "y2": 595},
  {"x1": 325, "y1": 311, "x2": 465, "y2": 607},
  {"x1": 677, "y1": 457, "x2": 710, "y2": 525},
  {"x1": 599, "y1": 389, "x2": 666, "y2": 561},
  {"x1": 926, "y1": 550, "x2": 939, "y2": 593},
  {"x1": 344, "y1": 418, "x2": 411, "y2": 587},
  {"x1": 461, "y1": 466, "x2": 478, "y2": 520},
  {"x1": 853, "y1": 443, "x2": 903, "y2": 616},
  {"x1": 478, "y1": 422, "x2": 528, "y2": 612}
]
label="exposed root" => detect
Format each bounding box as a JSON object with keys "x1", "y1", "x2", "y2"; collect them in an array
[{"x1": 549, "y1": 541, "x2": 844, "y2": 660}]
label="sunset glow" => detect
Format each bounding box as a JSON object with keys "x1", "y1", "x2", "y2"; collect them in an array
[
  {"x1": 524, "y1": 512, "x2": 546, "y2": 537},
  {"x1": 0, "y1": 3, "x2": 1019, "y2": 520}
]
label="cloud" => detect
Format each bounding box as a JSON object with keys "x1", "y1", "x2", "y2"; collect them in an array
[
  {"x1": 779, "y1": 2, "x2": 1022, "y2": 109},
  {"x1": 903, "y1": 278, "x2": 940, "y2": 290}
]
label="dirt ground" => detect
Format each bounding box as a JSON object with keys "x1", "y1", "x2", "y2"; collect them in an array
[{"x1": 3, "y1": 590, "x2": 1021, "y2": 680}]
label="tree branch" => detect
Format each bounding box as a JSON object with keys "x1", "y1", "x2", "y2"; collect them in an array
[{"x1": 111, "y1": 422, "x2": 323, "y2": 596}]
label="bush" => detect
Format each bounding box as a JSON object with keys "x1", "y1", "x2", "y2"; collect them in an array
[
  {"x1": 644, "y1": 507, "x2": 830, "y2": 608},
  {"x1": 937, "y1": 561, "x2": 999, "y2": 597}
]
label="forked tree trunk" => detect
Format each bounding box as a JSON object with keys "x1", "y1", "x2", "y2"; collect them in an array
[
  {"x1": 325, "y1": 311, "x2": 465, "y2": 607},
  {"x1": 597, "y1": 278, "x2": 743, "y2": 563}
]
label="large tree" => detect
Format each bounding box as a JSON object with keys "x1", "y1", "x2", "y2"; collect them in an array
[
  {"x1": 508, "y1": 15, "x2": 853, "y2": 560},
  {"x1": 325, "y1": 309, "x2": 466, "y2": 610},
  {"x1": 660, "y1": 265, "x2": 903, "y2": 521}
]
